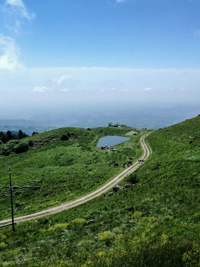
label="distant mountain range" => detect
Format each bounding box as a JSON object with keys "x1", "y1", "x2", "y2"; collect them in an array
[
  {"x1": 0, "y1": 103, "x2": 199, "y2": 134},
  {"x1": 0, "y1": 122, "x2": 54, "y2": 136}
]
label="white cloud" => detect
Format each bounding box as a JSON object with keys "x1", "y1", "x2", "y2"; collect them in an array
[
  {"x1": 2, "y1": 0, "x2": 35, "y2": 33},
  {"x1": 60, "y1": 88, "x2": 70, "y2": 92},
  {"x1": 33, "y1": 86, "x2": 53, "y2": 93},
  {"x1": 0, "y1": 34, "x2": 24, "y2": 70},
  {"x1": 143, "y1": 87, "x2": 153, "y2": 91},
  {"x1": 110, "y1": 87, "x2": 129, "y2": 92},
  {"x1": 0, "y1": 1, "x2": 35, "y2": 71},
  {"x1": 1, "y1": 67, "x2": 200, "y2": 108},
  {"x1": 53, "y1": 75, "x2": 74, "y2": 85},
  {"x1": 5, "y1": 0, "x2": 35, "y2": 21}
]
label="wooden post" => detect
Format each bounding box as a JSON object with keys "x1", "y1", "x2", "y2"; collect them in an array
[{"x1": 9, "y1": 166, "x2": 15, "y2": 231}]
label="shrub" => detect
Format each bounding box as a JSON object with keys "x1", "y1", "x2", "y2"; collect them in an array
[
  {"x1": 1, "y1": 146, "x2": 11, "y2": 156},
  {"x1": 28, "y1": 140, "x2": 34, "y2": 147},
  {"x1": 8, "y1": 140, "x2": 19, "y2": 146},
  {"x1": 61, "y1": 134, "x2": 69, "y2": 141},
  {"x1": 126, "y1": 173, "x2": 138, "y2": 184},
  {"x1": 98, "y1": 231, "x2": 116, "y2": 245},
  {"x1": 71, "y1": 218, "x2": 86, "y2": 225},
  {"x1": 0, "y1": 242, "x2": 7, "y2": 249},
  {"x1": 14, "y1": 143, "x2": 29, "y2": 154},
  {"x1": 182, "y1": 242, "x2": 200, "y2": 266},
  {"x1": 0, "y1": 233, "x2": 6, "y2": 242}
]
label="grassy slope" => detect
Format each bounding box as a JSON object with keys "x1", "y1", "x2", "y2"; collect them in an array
[
  {"x1": 0, "y1": 117, "x2": 200, "y2": 266},
  {"x1": 0, "y1": 127, "x2": 142, "y2": 220}
]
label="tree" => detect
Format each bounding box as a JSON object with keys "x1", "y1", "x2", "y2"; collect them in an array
[
  {"x1": 18, "y1": 130, "x2": 27, "y2": 139},
  {"x1": 0, "y1": 132, "x2": 7, "y2": 143},
  {"x1": 6, "y1": 131, "x2": 13, "y2": 142}
]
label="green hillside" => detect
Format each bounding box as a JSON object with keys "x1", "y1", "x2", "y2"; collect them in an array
[
  {"x1": 0, "y1": 116, "x2": 200, "y2": 266},
  {"x1": 0, "y1": 126, "x2": 142, "y2": 220}
]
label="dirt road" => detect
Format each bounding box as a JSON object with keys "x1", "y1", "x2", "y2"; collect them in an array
[{"x1": 0, "y1": 132, "x2": 152, "y2": 226}]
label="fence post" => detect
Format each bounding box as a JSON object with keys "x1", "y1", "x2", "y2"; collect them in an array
[{"x1": 9, "y1": 166, "x2": 15, "y2": 231}]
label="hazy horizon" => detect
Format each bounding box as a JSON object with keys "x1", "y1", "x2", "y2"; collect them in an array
[
  {"x1": 0, "y1": 102, "x2": 199, "y2": 136},
  {"x1": 1, "y1": 0, "x2": 200, "y2": 129}
]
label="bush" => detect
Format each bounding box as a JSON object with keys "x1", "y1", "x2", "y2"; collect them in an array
[
  {"x1": 182, "y1": 242, "x2": 200, "y2": 266},
  {"x1": 28, "y1": 140, "x2": 34, "y2": 147},
  {"x1": 14, "y1": 143, "x2": 29, "y2": 154},
  {"x1": 1, "y1": 140, "x2": 20, "y2": 155},
  {"x1": 1, "y1": 146, "x2": 11, "y2": 156},
  {"x1": 71, "y1": 218, "x2": 86, "y2": 226},
  {"x1": 126, "y1": 173, "x2": 139, "y2": 184},
  {"x1": 98, "y1": 231, "x2": 116, "y2": 245},
  {"x1": 0, "y1": 242, "x2": 7, "y2": 249},
  {"x1": 61, "y1": 134, "x2": 69, "y2": 141},
  {"x1": 8, "y1": 140, "x2": 19, "y2": 145}
]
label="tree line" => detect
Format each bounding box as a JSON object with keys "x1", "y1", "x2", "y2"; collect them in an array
[{"x1": 0, "y1": 130, "x2": 28, "y2": 144}]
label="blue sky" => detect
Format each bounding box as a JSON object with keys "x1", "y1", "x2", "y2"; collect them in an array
[
  {"x1": 1, "y1": 0, "x2": 200, "y2": 68},
  {"x1": 0, "y1": 0, "x2": 200, "y2": 115}
]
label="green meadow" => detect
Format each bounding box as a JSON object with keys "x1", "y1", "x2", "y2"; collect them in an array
[
  {"x1": 0, "y1": 116, "x2": 200, "y2": 266},
  {"x1": 0, "y1": 126, "x2": 141, "y2": 220}
]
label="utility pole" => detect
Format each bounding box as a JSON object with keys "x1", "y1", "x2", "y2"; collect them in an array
[{"x1": 9, "y1": 166, "x2": 15, "y2": 231}]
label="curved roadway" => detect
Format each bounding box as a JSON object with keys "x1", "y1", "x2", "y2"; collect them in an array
[{"x1": 0, "y1": 132, "x2": 152, "y2": 227}]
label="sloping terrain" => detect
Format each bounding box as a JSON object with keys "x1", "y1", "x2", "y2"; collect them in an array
[
  {"x1": 0, "y1": 133, "x2": 150, "y2": 226},
  {"x1": 0, "y1": 126, "x2": 142, "y2": 220},
  {"x1": 0, "y1": 116, "x2": 200, "y2": 266}
]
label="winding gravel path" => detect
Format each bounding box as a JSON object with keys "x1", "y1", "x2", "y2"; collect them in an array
[{"x1": 0, "y1": 132, "x2": 152, "y2": 227}]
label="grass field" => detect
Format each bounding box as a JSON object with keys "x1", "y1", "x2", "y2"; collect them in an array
[
  {"x1": 0, "y1": 126, "x2": 142, "y2": 220},
  {"x1": 0, "y1": 117, "x2": 200, "y2": 266}
]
